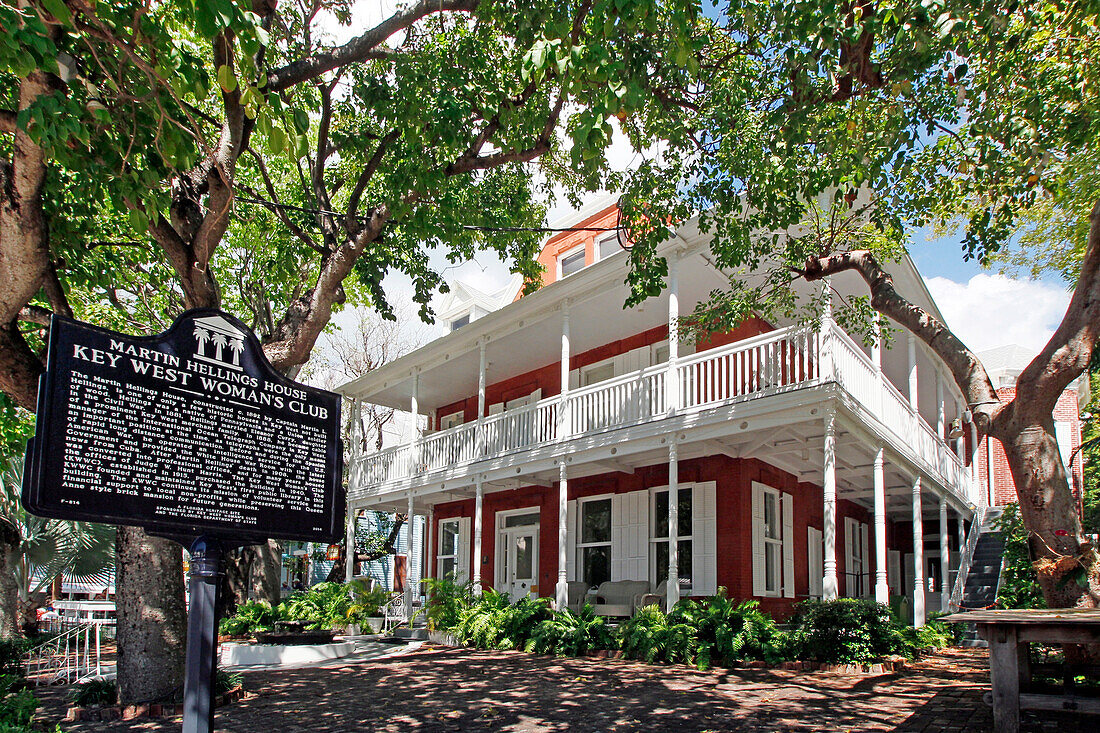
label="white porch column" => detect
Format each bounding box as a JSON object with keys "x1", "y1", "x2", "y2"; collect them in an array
[
  {"x1": 345, "y1": 507, "x2": 357, "y2": 583},
  {"x1": 473, "y1": 477, "x2": 484, "y2": 596},
  {"x1": 957, "y1": 512, "x2": 967, "y2": 567},
  {"x1": 823, "y1": 407, "x2": 839, "y2": 600},
  {"x1": 427, "y1": 505, "x2": 435, "y2": 583},
  {"x1": 912, "y1": 476, "x2": 926, "y2": 627},
  {"x1": 667, "y1": 440, "x2": 680, "y2": 606},
  {"x1": 818, "y1": 282, "x2": 834, "y2": 381},
  {"x1": 667, "y1": 255, "x2": 680, "y2": 413},
  {"x1": 560, "y1": 306, "x2": 571, "y2": 439},
  {"x1": 476, "y1": 341, "x2": 487, "y2": 457},
  {"x1": 556, "y1": 461, "x2": 568, "y2": 610},
  {"x1": 907, "y1": 333, "x2": 919, "y2": 411},
  {"x1": 939, "y1": 498, "x2": 950, "y2": 612},
  {"x1": 345, "y1": 398, "x2": 363, "y2": 584},
  {"x1": 936, "y1": 369, "x2": 945, "y2": 438},
  {"x1": 872, "y1": 319, "x2": 884, "y2": 412},
  {"x1": 873, "y1": 447, "x2": 889, "y2": 603},
  {"x1": 408, "y1": 372, "x2": 420, "y2": 475},
  {"x1": 406, "y1": 493, "x2": 417, "y2": 607}
]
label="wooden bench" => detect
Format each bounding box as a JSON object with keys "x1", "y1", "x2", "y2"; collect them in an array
[{"x1": 941, "y1": 608, "x2": 1100, "y2": 733}]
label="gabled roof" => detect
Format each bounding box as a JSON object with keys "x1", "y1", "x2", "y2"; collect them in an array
[{"x1": 436, "y1": 276, "x2": 522, "y2": 323}]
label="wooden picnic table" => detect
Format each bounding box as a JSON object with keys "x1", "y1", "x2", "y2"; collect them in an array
[{"x1": 940, "y1": 608, "x2": 1100, "y2": 733}]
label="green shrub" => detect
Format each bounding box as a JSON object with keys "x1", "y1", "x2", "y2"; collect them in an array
[
  {"x1": 618, "y1": 604, "x2": 699, "y2": 666},
  {"x1": 898, "y1": 618, "x2": 955, "y2": 656},
  {"x1": 69, "y1": 679, "x2": 116, "y2": 707},
  {"x1": 215, "y1": 669, "x2": 243, "y2": 696},
  {"x1": 346, "y1": 580, "x2": 390, "y2": 624},
  {"x1": 219, "y1": 600, "x2": 277, "y2": 636},
  {"x1": 423, "y1": 577, "x2": 472, "y2": 631},
  {"x1": 454, "y1": 591, "x2": 551, "y2": 650},
  {"x1": 0, "y1": 674, "x2": 39, "y2": 731},
  {"x1": 277, "y1": 581, "x2": 352, "y2": 630},
  {"x1": 667, "y1": 591, "x2": 783, "y2": 667},
  {"x1": 790, "y1": 599, "x2": 903, "y2": 664},
  {"x1": 0, "y1": 639, "x2": 26, "y2": 678},
  {"x1": 995, "y1": 503, "x2": 1045, "y2": 609},
  {"x1": 526, "y1": 605, "x2": 616, "y2": 656}
]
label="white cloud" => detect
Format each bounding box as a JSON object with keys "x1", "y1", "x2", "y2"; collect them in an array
[{"x1": 925, "y1": 273, "x2": 1070, "y2": 354}]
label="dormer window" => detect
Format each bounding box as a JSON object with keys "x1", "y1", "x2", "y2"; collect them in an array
[
  {"x1": 596, "y1": 232, "x2": 622, "y2": 261},
  {"x1": 559, "y1": 246, "x2": 586, "y2": 278},
  {"x1": 450, "y1": 313, "x2": 470, "y2": 332}
]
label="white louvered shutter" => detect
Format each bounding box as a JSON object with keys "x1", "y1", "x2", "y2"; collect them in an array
[
  {"x1": 611, "y1": 491, "x2": 648, "y2": 581},
  {"x1": 456, "y1": 517, "x2": 471, "y2": 584},
  {"x1": 843, "y1": 517, "x2": 856, "y2": 597},
  {"x1": 781, "y1": 492, "x2": 795, "y2": 598},
  {"x1": 751, "y1": 483, "x2": 765, "y2": 596},
  {"x1": 860, "y1": 523, "x2": 870, "y2": 598},
  {"x1": 807, "y1": 527, "x2": 823, "y2": 598},
  {"x1": 565, "y1": 500, "x2": 578, "y2": 582},
  {"x1": 692, "y1": 482, "x2": 718, "y2": 596}
]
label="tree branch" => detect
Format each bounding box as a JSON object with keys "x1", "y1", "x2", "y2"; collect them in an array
[
  {"x1": 42, "y1": 261, "x2": 72, "y2": 318},
  {"x1": 0, "y1": 110, "x2": 14, "y2": 135},
  {"x1": 801, "y1": 249, "x2": 1001, "y2": 433},
  {"x1": 1013, "y1": 198, "x2": 1100, "y2": 417},
  {"x1": 267, "y1": 0, "x2": 479, "y2": 91},
  {"x1": 346, "y1": 130, "x2": 400, "y2": 228}
]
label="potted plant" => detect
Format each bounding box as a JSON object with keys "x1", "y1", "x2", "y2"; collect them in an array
[{"x1": 347, "y1": 580, "x2": 389, "y2": 634}]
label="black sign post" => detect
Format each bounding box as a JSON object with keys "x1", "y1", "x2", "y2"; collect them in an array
[{"x1": 21, "y1": 309, "x2": 344, "y2": 733}]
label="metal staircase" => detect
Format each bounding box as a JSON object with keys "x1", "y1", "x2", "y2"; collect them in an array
[{"x1": 950, "y1": 507, "x2": 1006, "y2": 647}]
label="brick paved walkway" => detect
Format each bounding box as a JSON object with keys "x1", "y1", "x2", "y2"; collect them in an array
[{"x1": 36, "y1": 646, "x2": 1094, "y2": 732}]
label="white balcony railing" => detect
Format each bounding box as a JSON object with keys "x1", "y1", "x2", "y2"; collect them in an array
[{"x1": 354, "y1": 322, "x2": 971, "y2": 503}]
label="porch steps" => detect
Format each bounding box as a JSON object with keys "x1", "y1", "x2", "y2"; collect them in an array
[{"x1": 953, "y1": 507, "x2": 1005, "y2": 648}]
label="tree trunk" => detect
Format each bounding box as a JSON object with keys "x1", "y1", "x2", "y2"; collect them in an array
[
  {"x1": 997, "y1": 418, "x2": 1100, "y2": 606},
  {"x1": 250, "y1": 539, "x2": 281, "y2": 604},
  {"x1": 0, "y1": 519, "x2": 21, "y2": 638},
  {"x1": 115, "y1": 527, "x2": 186, "y2": 705}
]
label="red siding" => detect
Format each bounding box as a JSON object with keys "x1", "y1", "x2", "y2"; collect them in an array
[
  {"x1": 430, "y1": 455, "x2": 908, "y2": 619},
  {"x1": 975, "y1": 386, "x2": 1083, "y2": 507}
]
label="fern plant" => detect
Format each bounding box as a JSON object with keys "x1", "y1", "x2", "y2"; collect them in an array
[
  {"x1": 526, "y1": 605, "x2": 614, "y2": 656},
  {"x1": 667, "y1": 591, "x2": 782, "y2": 667},
  {"x1": 618, "y1": 604, "x2": 699, "y2": 666}
]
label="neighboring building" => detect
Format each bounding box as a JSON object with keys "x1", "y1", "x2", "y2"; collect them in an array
[
  {"x1": 339, "y1": 202, "x2": 986, "y2": 624},
  {"x1": 973, "y1": 344, "x2": 1087, "y2": 509}
]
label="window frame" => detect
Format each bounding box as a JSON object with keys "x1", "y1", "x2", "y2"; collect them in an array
[
  {"x1": 436, "y1": 518, "x2": 462, "y2": 581},
  {"x1": 759, "y1": 484, "x2": 784, "y2": 597},
  {"x1": 558, "y1": 244, "x2": 586, "y2": 279},
  {"x1": 575, "y1": 494, "x2": 614, "y2": 588},
  {"x1": 438, "y1": 411, "x2": 464, "y2": 431},
  {"x1": 649, "y1": 485, "x2": 694, "y2": 593},
  {"x1": 580, "y1": 357, "x2": 616, "y2": 387},
  {"x1": 449, "y1": 313, "x2": 471, "y2": 332},
  {"x1": 594, "y1": 232, "x2": 622, "y2": 261}
]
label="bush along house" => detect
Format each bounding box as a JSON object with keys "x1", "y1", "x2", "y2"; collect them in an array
[{"x1": 338, "y1": 199, "x2": 989, "y2": 627}]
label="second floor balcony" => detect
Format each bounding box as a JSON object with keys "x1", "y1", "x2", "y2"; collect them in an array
[{"x1": 348, "y1": 319, "x2": 977, "y2": 507}]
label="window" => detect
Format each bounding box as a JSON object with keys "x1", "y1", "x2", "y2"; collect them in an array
[
  {"x1": 439, "y1": 411, "x2": 464, "y2": 430},
  {"x1": 437, "y1": 519, "x2": 461, "y2": 580},
  {"x1": 596, "y1": 233, "x2": 621, "y2": 261},
  {"x1": 844, "y1": 517, "x2": 870, "y2": 598},
  {"x1": 762, "y1": 489, "x2": 782, "y2": 595},
  {"x1": 651, "y1": 488, "x2": 693, "y2": 591},
  {"x1": 559, "y1": 246, "x2": 586, "y2": 278},
  {"x1": 577, "y1": 498, "x2": 612, "y2": 587},
  {"x1": 581, "y1": 360, "x2": 615, "y2": 387},
  {"x1": 752, "y1": 482, "x2": 793, "y2": 598},
  {"x1": 652, "y1": 341, "x2": 670, "y2": 365},
  {"x1": 450, "y1": 313, "x2": 470, "y2": 331}
]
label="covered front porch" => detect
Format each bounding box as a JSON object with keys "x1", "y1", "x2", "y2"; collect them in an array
[{"x1": 352, "y1": 400, "x2": 978, "y2": 627}]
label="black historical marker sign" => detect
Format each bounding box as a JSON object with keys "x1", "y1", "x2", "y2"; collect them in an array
[{"x1": 21, "y1": 309, "x2": 344, "y2": 543}]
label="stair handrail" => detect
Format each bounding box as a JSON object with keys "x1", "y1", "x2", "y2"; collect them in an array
[
  {"x1": 23, "y1": 619, "x2": 110, "y2": 685},
  {"x1": 380, "y1": 591, "x2": 408, "y2": 631},
  {"x1": 949, "y1": 505, "x2": 986, "y2": 611}
]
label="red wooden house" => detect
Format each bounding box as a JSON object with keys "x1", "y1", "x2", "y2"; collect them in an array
[{"x1": 339, "y1": 200, "x2": 987, "y2": 625}]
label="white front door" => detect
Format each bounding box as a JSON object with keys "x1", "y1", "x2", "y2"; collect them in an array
[{"x1": 497, "y1": 513, "x2": 539, "y2": 602}]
